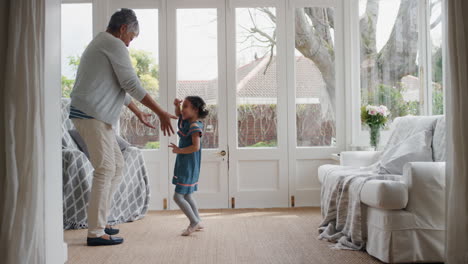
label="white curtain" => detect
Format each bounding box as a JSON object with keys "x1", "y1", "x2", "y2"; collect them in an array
[
  {"x1": 445, "y1": 0, "x2": 468, "y2": 263},
  {"x1": 0, "y1": 0, "x2": 47, "y2": 263}
]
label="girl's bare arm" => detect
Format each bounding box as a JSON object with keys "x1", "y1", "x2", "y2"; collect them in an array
[{"x1": 169, "y1": 133, "x2": 201, "y2": 154}]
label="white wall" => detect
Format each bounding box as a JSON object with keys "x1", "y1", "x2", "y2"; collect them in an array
[{"x1": 45, "y1": 0, "x2": 68, "y2": 263}]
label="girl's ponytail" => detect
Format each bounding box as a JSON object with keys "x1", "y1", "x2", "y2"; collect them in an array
[{"x1": 185, "y1": 96, "x2": 209, "y2": 119}]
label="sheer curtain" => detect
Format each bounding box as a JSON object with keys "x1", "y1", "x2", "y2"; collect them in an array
[
  {"x1": 445, "y1": 0, "x2": 468, "y2": 263},
  {"x1": 0, "y1": 0, "x2": 47, "y2": 263}
]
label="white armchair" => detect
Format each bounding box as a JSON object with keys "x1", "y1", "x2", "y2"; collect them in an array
[{"x1": 318, "y1": 115, "x2": 446, "y2": 263}]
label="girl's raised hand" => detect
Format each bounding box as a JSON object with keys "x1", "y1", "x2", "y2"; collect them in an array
[
  {"x1": 169, "y1": 143, "x2": 181, "y2": 154},
  {"x1": 174, "y1": 98, "x2": 182, "y2": 106}
]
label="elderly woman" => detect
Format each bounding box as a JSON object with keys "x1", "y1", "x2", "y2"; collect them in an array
[{"x1": 70, "y1": 8, "x2": 175, "y2": 246}]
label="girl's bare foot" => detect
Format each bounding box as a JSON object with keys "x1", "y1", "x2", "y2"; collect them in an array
[
  {"x1": 196, "y1": 222, "x2": 204, "y2": 231},
  {"x1": 181, "y1": 223, "x2": 199, "y2": 236}
]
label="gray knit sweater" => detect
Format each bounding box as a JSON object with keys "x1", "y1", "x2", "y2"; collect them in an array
[{"x1": 70, "y1": 32, "x2": 147, "y2": 125}]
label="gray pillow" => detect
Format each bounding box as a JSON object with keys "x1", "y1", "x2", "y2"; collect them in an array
[
  {"x1": 116, "y1": 135, "x2": 130, "y2": 151},
  {"x1": 378, "y1": 130, "x2": 433, "y2": 175},
  {"x1": 68, "y1": 129, "x2": 130, "y2": 158}
]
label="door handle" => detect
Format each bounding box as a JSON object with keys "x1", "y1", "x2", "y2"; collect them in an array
[{"x1": 218, "y1": 150, "x2": 227, "y2": 156}]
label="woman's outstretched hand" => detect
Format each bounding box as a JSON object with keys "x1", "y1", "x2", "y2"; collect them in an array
[
  {"x1": 136, "y1": 111, "x2": 156, "y2": 129},
  {"x1": 159, "y1": 111, "x2": 178, "y2": 136}
]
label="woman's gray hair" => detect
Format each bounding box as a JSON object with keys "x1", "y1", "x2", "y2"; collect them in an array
[{"x1": 107, "y1": 8, "x2": 139, "y2": 35}]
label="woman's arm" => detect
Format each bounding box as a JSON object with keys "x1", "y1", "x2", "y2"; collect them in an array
[
  {"x1": 127, "y1": 101, "x2": 156, "y2": 129},
  {"x1": 169, "y1": 133, "x2": 201, "y2": 154},
  {"x1": 140, "y1": 94, "x2": 177, "y2": 136}
]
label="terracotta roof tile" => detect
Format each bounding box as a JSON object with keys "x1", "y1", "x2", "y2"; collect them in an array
[{"x1": 176, "y1": 56, "x2": 325, "y2": 104}]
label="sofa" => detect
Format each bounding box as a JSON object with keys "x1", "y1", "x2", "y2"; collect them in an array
[
  {"x1": 318, "y1": 115, "x2": 446, "y2": 263},
  {"x1": 61, "y1": 98, "x2": 151, "y2": 229}
]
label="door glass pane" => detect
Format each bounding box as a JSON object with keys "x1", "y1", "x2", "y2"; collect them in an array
[
  {"x1": 176, "y1": 9, "x2": 219, "y2": 149},
  {"x1": 61, "y1": 3, "x2": 92, "y2": 98},
  {"x1": 119, "y1": 9, "x2": 160, "y2": 149},
  {"x1": 359, "y1": 0, "x2": 421, "y2": 127},
  {"x1": 236, "y1": 8, "x2": 278, "y2": 148},
  {"x1": 295, "y1": 7, "x2": 336, "y2": 147},
  {"x1": 430, "y1": 0, "x2": 444, "y2": 115}
]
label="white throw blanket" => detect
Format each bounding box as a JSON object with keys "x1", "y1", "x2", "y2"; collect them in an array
[{"x1": 318, "y1": 166, "x2": 400, "y2": 250}]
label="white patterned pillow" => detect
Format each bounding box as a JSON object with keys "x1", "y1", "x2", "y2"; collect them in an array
[
  {"x1": 382, "y1": 116, "x2": 438, "y2": 152},
  {"x1": 378, "y1": 130, "x2": 433, "y2": 175}
]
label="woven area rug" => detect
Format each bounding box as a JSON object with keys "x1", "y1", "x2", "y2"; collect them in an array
[{"x1": 64, "y1": 207, "x2": 383, "y2": 264}]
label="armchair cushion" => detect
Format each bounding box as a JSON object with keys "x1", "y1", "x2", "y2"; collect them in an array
[
  {"x1": 360, "y1": 179, "x2": 408, "y2": 210},
  {"x1": 339, "y1": 151, "x2": 381, "y2": 167},
  {"x1": 378, "y1": 130, "x2": 433, "y2": 175},
  {"x1": 382, "y1": 116, "x2": 438, "y2": 153}
]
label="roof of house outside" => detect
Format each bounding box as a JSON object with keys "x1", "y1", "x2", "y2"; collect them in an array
[
  {"x1": 177, "y1": 56, "x2": 326, "y2": 104},
  {"x1": 175, "y1": 55, "x2": 440, "y2": 106}
]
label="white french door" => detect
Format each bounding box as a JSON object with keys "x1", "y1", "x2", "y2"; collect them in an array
[
  {"x1": 226, "y1": 0, "x2": 290, "y2": 208},
  {"x1": 108, "y1": 0, "x2": 171, "y2": 210},
  {"x1": 167, "y1": 0, "x2": 230, "y2": 209},
  {"x1": 286, "y1": 0, "x2": 345, "y2": 206}
]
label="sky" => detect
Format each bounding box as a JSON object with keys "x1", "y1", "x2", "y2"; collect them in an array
[
  {"x1": 61, "y1": 3, "x2": 92, "y2": 79},
  {"x1": 61, "y1": 1, "x2": 443, "y2": 80},
  {"x1": 176, "y1": 9, "x2": 217, "y2": 80}
]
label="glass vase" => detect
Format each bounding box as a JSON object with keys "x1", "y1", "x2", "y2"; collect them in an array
[{"x1": 369, "y1": 125, "x2": 381, "y2": 150}]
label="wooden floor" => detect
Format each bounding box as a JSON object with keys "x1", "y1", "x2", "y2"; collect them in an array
[{"x1": 64, "y1": 207, "x2": 383, "y2": 264}]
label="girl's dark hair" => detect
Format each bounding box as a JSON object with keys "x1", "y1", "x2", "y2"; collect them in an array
[{"x1": 185, "y1": 96, "x2": 209, "y2": 119}]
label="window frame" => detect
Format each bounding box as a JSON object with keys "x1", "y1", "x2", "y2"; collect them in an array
[{"x1": 107, "y1": 0, "x2": 166, "y2": 151}]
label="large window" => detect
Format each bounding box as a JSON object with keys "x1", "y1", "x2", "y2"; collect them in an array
[
  {"x1": 61, "y1": 1, "x2": 444, "y2": 150},
  {"x1": 119, "y1": 9, "x2": 160, "y2": 149},
  {"x1": 61, "y1": 3, "x2": 92, "y2": 97},
  {"x1": 359, "y1": 0, "x2": 422, "y2": 126},
  {"x1": 236, "y1": 7, "x2": 278, "y2": 148},
  {"x1": 294, "y1": 7, "x2": 336, "y2": 147}
]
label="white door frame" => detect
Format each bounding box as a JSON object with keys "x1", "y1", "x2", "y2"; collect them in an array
[
  {"x1": 286, "y1": 0, "x2": 346, "y2": 206},
  {"x1": 226, "y1": 0, "x2": 290, "y2": 208},
  {"x1": 167, "y1": 0, "x2": 230, "y2": 209},
  {"x1": 45, "y1": 0, "x2": 67, "y2": 262},
  {"x1": 108, "y1": 0, "x2": 171, "y2": 210}
]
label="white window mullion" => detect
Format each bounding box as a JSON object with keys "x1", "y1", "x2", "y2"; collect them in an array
[
  {"x1": 349, "y1": 0, "x2": 364, "y2": 148},
  {"x1": 419, "y1": 0, "x2": 431, "y2": 116}
]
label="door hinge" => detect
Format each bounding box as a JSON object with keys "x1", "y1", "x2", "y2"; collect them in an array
[
  {"x1": 291, "y1": 195, "x2": 295, "y2": 207},
  {"x1": 163, "y1": 198, "x2": 168, "y2": 210},
  {"x1": 231, "y1": 197, "x2": 235, "y2": 209}
]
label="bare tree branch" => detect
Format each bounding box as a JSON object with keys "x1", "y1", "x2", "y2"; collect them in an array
[
  {"x1": 430, "y1": 15, "x2": 442, "y2": 29},
  {"x1": 295, "y1": 8, "x2": 336, "y2": 109},
  {"x1": 263, "y1": 45, "x2": 275, "y2": 75},
  {"x1": 430, "y1": 0, "x2": 441, "y2": 10},
  {"x1": 249, "y1": 27, "x2": 277, "y2": 45},
  {"x1": 258, "y1": 7, "x2": 276, "y2": 23}
]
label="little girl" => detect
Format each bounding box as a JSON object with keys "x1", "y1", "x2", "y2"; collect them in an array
[{"x1": 169, "y1": 96, "x2": 209, "y2": 236}]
